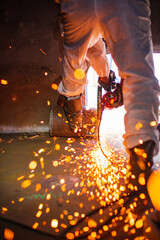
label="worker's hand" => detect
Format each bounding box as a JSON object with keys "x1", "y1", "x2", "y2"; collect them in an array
[{"x1": 98, "y1": 70, "x2": 116, "y2": 91}]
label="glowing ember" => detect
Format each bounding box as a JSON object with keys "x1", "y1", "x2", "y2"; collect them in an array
[
  {"x1": 51, "y1": 219, "x2": 58, "y2": 228},
  {"x1": 53, "y1": 160, "x2": 59, "y2": 167},
  {"x1": 32, "y1": 222, "x2": 39, "y2": 229},
  {"x1": 36, "y1": 210, "x2": 42, "y2": 218},
  {"x1": 2, "y1": 207, "x2": 8, "y2": 213},
  {"x1": 111, "y1": 230, "x2": 117, "y2": 237},
  {"x1": 38, "y1": 203, "x2": 43, "y2": 210},
  {"x1": 139, "y1": 139, "x2": 143, "y2": 144},
  {"x1": 4, "y1": 228, "x2": 14, "y2": 240},
  {"x1": 51, "y1": 83, "x2": 58, "y2": 90},
  {"x1": 45, "y1": 174, "x2": 52, "y2": 179},
  {"x1": 135, "y1": 219, "x2": 143, "y2": 229},
  {"x1": 21, "y1": 179, "x2": 31, "y2": 188},
  {"x1": 1, "y1": 79, "x2": 8, "y2": 85},
  {"x1": 35, "y1": 183, "x2": 41, "y2": 191},
  {"x1": 74, "y1": 68, "x2": 85, "y2": 80},
  {"x1": 66, "y1": 232, "x2": 75, "y2": 240},
  {"x1": 19, "y1": 197, "x2": 24, "y2": 202},
  {"x1": 135, "y1": 122, "x2": 143, "y2": 131},
  {"x1": 40, "y1": 48, "x2": 47, "y2": 55},
  {"x1": 40, "y1": 157, "x2": 44, "y2": 169},
  {"x1": 29, "y1": 161, "x2": 37, "y2": 170},
  {"x1": 55, "y1": 144, "x2": 60, "y2": 150},
  {"x1": 47, "y1": 100, "x2": 50, "y2": 105},
  {"x1": 88, "y1": 219, "x2": 97, "y2": 228},
  {"x1": 65, "y1": 156, "x2": 72, "y2": 163},
  {"x1": 46, "y1": 193, "x2": 51, "y2": 200},
  {"x1": 17, "y1": 176, "x2": 24, "y2": 181},
  {"x1": 150, "y1": 121, "x2": 157, "y2": 127},
  {"x1": 38, "y1": 148, "x2": 45, "y2": 154},
  {"x1": 147, "y1": 169, "x2": 160, "y2": 211},
  {"x1": 60, "y1": 178, "x2": 65, "y2": 184}
]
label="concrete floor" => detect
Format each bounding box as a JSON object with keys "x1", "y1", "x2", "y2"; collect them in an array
[{"x1": 0, "y1": 132, "x2": 160, "y2": 240}]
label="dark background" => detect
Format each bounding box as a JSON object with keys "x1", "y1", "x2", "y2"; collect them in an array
[{"x1": 0, "y1": 0, "x2": 159, "y2": 133}]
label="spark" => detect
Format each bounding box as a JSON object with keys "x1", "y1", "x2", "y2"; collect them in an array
[
  {"x1": 32, "y1": 222, "x2": 39, "y2": 229},
  {"x1": 46, "y1": 193, "x2": 51, "y2": 200},
  {"x1": 135, "y1": 122, "x2": 143, "y2": 131},
  {"x1": 40, "y1": 157, "x2": 44, "y2": 169},
  {"x1": 66, "y1": 233, "x2": 75, "y2": 240},
  {"x1": 139, "y1": 139, "x2": 143, "y2": 144},
  {"x1": 147, "y1": 169, "x2": 160, "y2": 211},
  {"x1": 46, "y1": 207, "x2": 50, "y2": 213},
  {"x1": 2, "y1": 207, "x2": 8, "y2": 214},
  {"x1": 51, "y1": 83, "x2": 58, "y2": 90},
  {"x1": 21, "y1": 179, "x2": 31, "y2": 188},
  {"x1": 150, "y1": 121, "x2": 157, "y2": 127},
  {"x1": 60, "y1": 178, "x2": 65, "y2": 184},
  {"x1": 4, "y1": 228, "x2": 14, "y2": 240},
  {"x1": 7, "y1": 126, "x2": 156, "y2": 239},
  {"x1": 35, "y1": 183, "x2": 41, "y2": 191},
  {"x1": 29, "y1": 161, "x2": 37, "y2": 170},
  {"x1": 29, "y1": 173, "x2": 34, "y2": 178},
  {"x1": 36, "y1": 210, "x2": 42, "y2": 218},
  {"x1": 135, "y1": 219, "x2": 143, "y2": 229},
  {"x1": 53, "y1": 160, "x2": 59, "y2": 167},
  {"x1": 38, "y1": 148, "x2": 45, "y2": 154},
  {"x1": 19, "y1": 197, "x2": 24, "y2": 202},
  {"x1": 55, "y1": 144, "x2": 60, "y2": 150},
  {"x1": 51, "y1": 219, "x2": 58, "y2": 228},
  {"x1": 1, "y1": 79, "x2": 8, "y2": 85},
  {"x1": 17, "y1": 176, "x2": 24, "y2": 181},
  {"x1": 40, "y1": 48, "x2": 47, "y2": 55},
  {"x1": 74, "y1": 68, "x2": 85, "y2": 80},
  {"x1": 145, "y1": 227, "x2": 151, "y2": 233},
  {"x1": 88, "y1": 219, "x2": 97, "y2": 228},
  {"x1": 45, "y1": 174, "x2": 52, "y2": 179},
  {"x1": 38, "y1": 203, "x2": 43, "y2": 210}
]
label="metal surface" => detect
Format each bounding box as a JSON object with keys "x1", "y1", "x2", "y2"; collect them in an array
[
  {"x1": 97, "y1": 85, "x2": 102, "y2": 122},
  {"x1": 49, "y1": 106, "x2": 98, "y2": 137}
]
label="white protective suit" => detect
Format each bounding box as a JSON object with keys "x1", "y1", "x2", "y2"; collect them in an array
[{"x1": 58, "y1": 0, "x2": 160, "y2": 155}]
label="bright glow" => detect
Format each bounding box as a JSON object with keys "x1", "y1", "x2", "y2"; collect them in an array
[
  {"x1": 51, "y1": 219, "x2": 58, "y2": 228},
  {"x1": 21, "y1": 179, "x2": 31, "y2": 188},
  {"x1": 74, "y1": 68, "x2": 85, "y2": 80},
  {"x1": 86, "y1": 53, "x2": 160, "y2": 132},
  {"x1": 1, "y1": 79, "x2": 8, "y2": 85},
  {"x1": 4, "y1": 228, "x2": 14, "y2": 240},
  {"x1": 66, "y1": 233, "x2": 75, "y2": 240},
  {"x1": 29, "y1": 161, "x2": 37, "y2": 170},
  {"x1": 147, "y1": 169, "x2": 160, "y2": 211},
  {"x1": 153, "y1": 53, "x2": 160, "y2": 81},
  {"x1": 51, "y1": 83, "x2": 58, "y2": 90}
]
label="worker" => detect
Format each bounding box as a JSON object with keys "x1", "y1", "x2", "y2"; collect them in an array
[
  {"x1": 57, "y1": 36, "x2": 115, "y2": 130},
  {"x1": 55, "y1": 0, "x2": 160, "y2": 192}
]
